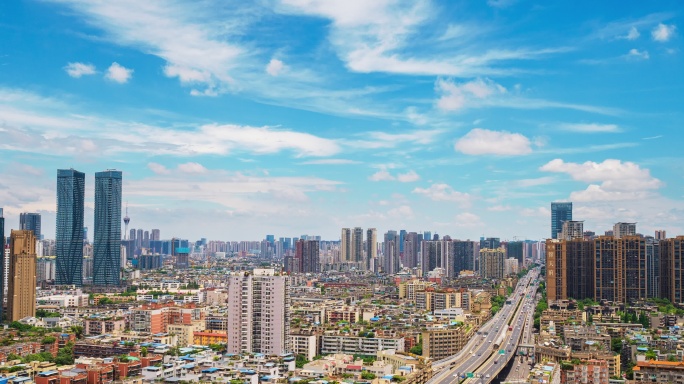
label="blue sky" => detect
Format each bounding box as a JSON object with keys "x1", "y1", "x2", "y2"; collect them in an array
[{"x1": 0, "y1": 0, "x2": 683, "y2": 241}]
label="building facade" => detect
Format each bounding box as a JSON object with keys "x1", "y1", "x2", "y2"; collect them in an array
[
  {"x1": 19, "y1": 212, "x2": 42, "y2": 240},
  {"x1": 479, "y1": 247, "x2": 505, "y2": 279},
  {"x1": 551, "y1": 202, "x2": 573, "y2": 239},
  {"x1": 8, "y1": 230, "x2": 37, "y2": 321},
  {"x1": 56, "y1": 169, "x2": 85, "y2": 286},
  {"x1": 226, "y1": 269, "x2": 290, "y2": 355},
  {"x1": 93, "y1": 170, "x2": 122, "y2": 286}
]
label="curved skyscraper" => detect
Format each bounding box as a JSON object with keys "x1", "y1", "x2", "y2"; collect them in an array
[
  {"x1": 93, "y1": 170, "x2": 122, "y2": 286},
  {"x1": 56, "y1": 169, "x2": 85, "y2": 286}
]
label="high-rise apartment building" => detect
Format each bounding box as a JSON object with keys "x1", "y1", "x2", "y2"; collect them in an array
[
  {"x1": 384, "y1": 230, "x2": 400, "y2": 275},
  {"x1": 56, "y1": 169, "x2": 85, "y2": 286},
  {"x1": 19, "y1": 213, "x2": 42, "y2": 240},
  {"x1": 8, "y1": 230, "x2": 36, "y2": 321},
  {"x1": 340, "y1": 228, "x2": 352, "y2": 262},
  {"x1": 453, "y1": 241, "x2": 476, "y2": 273},
  {"x1": 151, "y1": 229, "x2": 161, "y2": 241},
  {"x1": 655, "y1": 230, "x2": 667, "y2": 241},
  {"x1": 546, "y1": 239, "x2": 594, "y2": 302},
  {"x1": 645, "y1": 236, "x2": 660, "y2": 299},
  {"x1": 591, "y1": 236, "x2": 646, "y2": 304},
  {"x1": 660, "y1": 236, "x2": 684, "y2": 304},
  {"x1": 479, "y1": 248, "x2": 505, "y2": 279},
  {"x1": 366, "y1": 228, "x2": 377, "y2": 271},
  {"x1": 613, "y1": 222, "x2": 637, "y2": 239},
  {"x1": 352, "y1": 227, "x2": 364, "y2": 266},
  {"x1": 551, "y1": 202, "x2": 573, "y2": 239},
  {"x1": 226, "y1": 269, "x2": 290, "y2": 355},
  {"x1": 403, "y1": 232, "x2": 422, "y2": 269},
  {"x1": 560, "y1": 221, "x2": 584, "y2": 241},
  {"x1": 480, "y1": 237, "x2": 500, "y2": 250},
  {"x1": 506, "y1": 241, "x2": 524, "y2": 265},
  {"x1": 0, "y1": 208, "x2": 4, "y2": 321},
  {"x1": 93, "y1": 170, "x2": 122, "y2": 286},
  {"x1": 421, "y1": 240, "x2": 446, "y2": 276},
  {"x1": 295, "y1": 239, "x2": 320, "y2": 273}
]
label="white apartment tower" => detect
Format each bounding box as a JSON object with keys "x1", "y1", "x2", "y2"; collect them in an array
[
  {"x1": 561, "y1": 220, "x2": 584, "y2": 240},
  {"x1": 226, "y1": 269, "x2": 290, "y2": 355}
]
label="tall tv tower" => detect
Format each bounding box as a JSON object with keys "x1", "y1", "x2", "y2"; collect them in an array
[{"x1": 123, "y1": 203, "x2": 130, "y2": 240}]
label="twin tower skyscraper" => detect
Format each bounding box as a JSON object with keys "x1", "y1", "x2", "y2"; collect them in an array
[{"x1": 57, "y1": 169, "x2": 122, "y2": 287}]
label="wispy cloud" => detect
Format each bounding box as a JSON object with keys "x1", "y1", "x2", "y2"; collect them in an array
[
  {"x1": 625, "y1": 49, "x2": 649, "y2": 60},
  {"x1": 559, "y1": 123, "x2": 622, "y2": 133},
  {"x1": 299, "y1": 159, "x2": 361, "y2": 165},
  {"x1": 64, "y1": 62, "x2": 96, "y2": 78},
  {"x1": 275, "y1": 0, "x2": 567, "y2": 77}
]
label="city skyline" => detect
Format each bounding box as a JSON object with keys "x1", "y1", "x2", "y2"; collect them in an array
[{"x1": 1, "y1": 1, "x2": 683, "y2": 240}]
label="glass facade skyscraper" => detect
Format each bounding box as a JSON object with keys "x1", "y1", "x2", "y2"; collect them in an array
[
  {"x1": 93, "y1": 170, "x2": 122, "y2": 286},
  {"x1": 56, "y1": 169, "x2": 85, "y2": 286},
  {"x1": 20, "y1": 213, "x2": 42, "y2": 240},
  {"x1": 551, "y1": 202, "x2": 573, "y2": 239}
]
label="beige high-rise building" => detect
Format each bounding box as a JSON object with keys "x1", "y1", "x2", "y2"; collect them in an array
[
  {"x1": 561, "y1": 220, "x2": 584, "y2": 240},
  {"x1": 340, "y1": 228, "x2": 352, "y2": 262},
  {"x1": 366, "y1": 228, "x2": 377, "y2": 271},
  {"x1": 8, "y1": 230, "x2": 37, "y2": 321},
  {"x1": 479, "y1": 247, "x2": 505, "y2": 279},
  {"x1": 613, "y1": 222, "x2": 636, "y2": 239}
]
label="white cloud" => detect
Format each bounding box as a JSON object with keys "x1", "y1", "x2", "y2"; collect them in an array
[
  {"x1": 64, "y1": 62, "x2": 96, "y2": 78},
  {"x1": 300, "y1": 159, "x2": 361, "y2": 165},
  {"x1": 454, "y1": 128, "x2": 532, "y2": 155},
  {"x1": 177, "y1": 162, "x2": 208, "y2": 174},
  {"x1": 625, "y1": 49, "x2": 649, "y2": 60},
  {"x1": 454, "y1": 212, "x2": 483, "y2": 227},
  {"x1": 275, "y1": 0, "x2": 564, "y2": 77},
  {"x1": 412, "y1": 183, "x2": 470, "y2": 205},
  {"x1": 435, "y1": 78, "x2": 506, "y2": 111},
  {"x1": 540, "y1": 158, "x2": 662, "y2": 202},
  {"x1": 369, "y1": 169, "x2": 395, "y2": 182},
  {"x1": 0, "y1": 88, "x2": 342, "y2": 158},
  {"x1": 652, "y1": 23, "x2": 677, "y2": 42},
  {"x1": 487, "y1": 205, "x2": 512, "y2": 212},
  {"x1": 369, "y1": 169, "x2": 420, "y2": 182},
  {"x1": 351, "y1": 129, "x2": 444, "y2": 149},
  {"x1": 559, "y1": 123, "x2": 622, "y2": 133},
  {"x1": 266, "y1": 59, "x2": 285, "y2": 76},
  {"x1": 388, "y1": 205, "x2": 414, "y2": 219},
  {"x1": 48, "y1": 1, "x2": 247, "y2": 94},
  {"x1": 105, "y1": 62, "x2": 133, "y2": 83},
  {"x1": 397, "y1": 170, "x2": 420, "y2": 183},
  {"x1": 147, "y1": 162, "x2": 170, "y2": 175}
]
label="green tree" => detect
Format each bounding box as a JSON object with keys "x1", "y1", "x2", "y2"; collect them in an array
[
  {"x1": 141, "y1": 346, "x2": 148, "y2": 357},
  {"x1": 295, "y1": 354, "x2": 309, "y2": 369},
  {"x1": 7, "y1": 353, "x2": 22, "y2": 361},
  {"x1": 361, "y1": 371, "x2": 376, "y2": 380},
  {"x1": 70, "y1": 326, "x2": 84, "y2": 339},
  {"x1": 55, "y1": 342, "x2": 75, "y2": 365},
  {"x1": 42, "y1": 336, "x2": 57, "y2": 344},
  {"x1": 409, "y1": 343, "x2": 423, "y2": 355},
  {"x1": 668, "y1": 355, "x2": 679, "y2": 362},
  {"x1": 611, "y1": 338, "x2": 623, "y2": 354}
]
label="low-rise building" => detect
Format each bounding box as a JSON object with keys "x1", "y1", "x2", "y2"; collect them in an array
[{"x1": 320, "y1": 335, "x2": 404, "y2": 355}]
